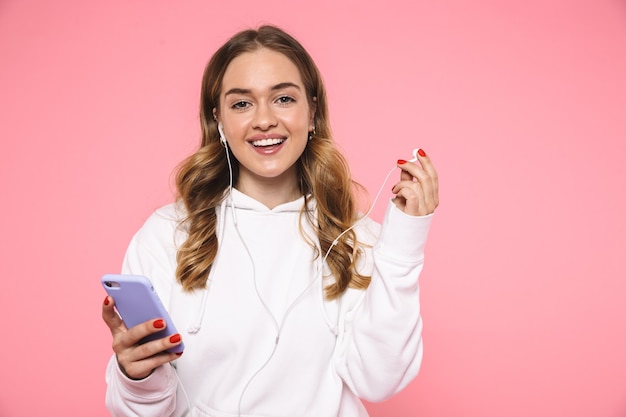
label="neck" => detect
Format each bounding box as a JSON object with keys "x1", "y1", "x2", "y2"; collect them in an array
[{"x1": 235, "y1": 179, "x2": 302, "y2": 210}]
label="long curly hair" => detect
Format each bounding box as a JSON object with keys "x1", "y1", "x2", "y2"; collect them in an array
[{"x1": 175, "y1": 25, "x2": 369, "y2": 299}]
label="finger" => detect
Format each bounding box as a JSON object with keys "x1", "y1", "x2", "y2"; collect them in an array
[
  {"x1": 397, "y1": 152, "x2": 439, "y2": 210},
  {"x1": 393, "y1": 172, "x2": 440, "y2": 215},
  {"x1": 113, "y1": 318, "x2": 183, "y2": 356},
  {"x1": 115, "y1": 334, "x2": 184, "y2": 380},
  {"x1": 414, "y1": 149, "x2": 439, "y2": 207},
  {"x1": 396, "y1": 159, "x2": 427, "y2": 182},
  {"x1": 120, "y1": 318, "x2": 170, "y2": 350},
  {"x1": 399, "y1": 167, "x2": 413, "y2": 182},
  {"x1": 102, "y1": 296, "x2": 126, "y2": 335},
  {"x1": 392, "y1": 161, "x2": 417, "y2": 195},
  {"x1": 394, "y1": 183, "x2": 427, "y2": 216},
  {"x1": 118, "y1": 350, "x2": 183, "y2": 380},
  {"x1": 415, "y1": 148, "x2": 437, "y2": 178},
  {"x1": 404, "y1": 172, "x2": 437, "y2": 213},
  {"x1": 127, "y1": 332, "x2": 183, "y2": 359},
  {"x1": 396, "y1": 163, "x2": 434, "y2": 202}
]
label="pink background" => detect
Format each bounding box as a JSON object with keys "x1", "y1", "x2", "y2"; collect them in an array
[{"x1": 1, "y1": 0, "x2": 625, "y2": 416}]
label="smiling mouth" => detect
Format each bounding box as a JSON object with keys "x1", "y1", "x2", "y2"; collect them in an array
[{"x1": 251, "y1": 138, "x2": 286, "y2": 147}]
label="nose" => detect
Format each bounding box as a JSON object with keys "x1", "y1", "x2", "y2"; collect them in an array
[{"x1": 252, "y1": 102, "x2": 278, "y2": 130}]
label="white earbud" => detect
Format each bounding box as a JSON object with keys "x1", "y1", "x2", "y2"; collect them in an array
[{"x1": 218, "y1": 123, "x2": 227, "y2": 145}]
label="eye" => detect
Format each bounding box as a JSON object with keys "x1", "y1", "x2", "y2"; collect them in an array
[
  {"x1": 276, "y1": 96, "x2": 295, "y2": 105},
  {"x1": 231, "y1": 100, "x2": 250, "y2": 110}
]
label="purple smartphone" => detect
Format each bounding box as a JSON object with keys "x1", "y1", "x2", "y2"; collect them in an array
[{"x1": 101, "y1": 274, "x2": 184, "y2": 353}]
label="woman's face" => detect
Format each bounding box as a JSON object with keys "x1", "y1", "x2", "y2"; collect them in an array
[{"x1": 216, "y1": 48, "x2": 315, "y2": 195}]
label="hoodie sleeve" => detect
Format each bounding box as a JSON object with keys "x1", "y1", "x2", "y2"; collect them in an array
[
  {"x1": 105, "y1": 356, "x2": 178, "y2": 417},
  {"x1": 104, "y1": 207, "x2": 181, "y2": 416},
  {"x1": 333, "y1": 201, "x2": 433, "y2": 402}
]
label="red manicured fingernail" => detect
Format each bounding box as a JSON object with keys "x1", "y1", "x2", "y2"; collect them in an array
[
  {"x1": 417, "y1": 149, "x2": 427, "y2": 157},
  {"x1": 103, "y1": 296, "x2": 110, "y2": 306},
  {"x1": 176, "y1": 352, "x2": 183, "y2": 356},
  {"x1": 397, "y1": 159, "x2": 407, "y2": 164},
  {"x1": 169, "y1": 334, "x2": 181, "y2": 344},
  {"x1": 153, "y1": 319, "x2": 165, "y2": 329}
]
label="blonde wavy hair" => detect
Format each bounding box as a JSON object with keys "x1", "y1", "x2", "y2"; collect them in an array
[{"x1": 175, "y1": 25, "x2": 369, "y2": 299}]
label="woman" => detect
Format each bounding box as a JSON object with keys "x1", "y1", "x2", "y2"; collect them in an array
[{"x1": 102, "y1": 25, "x2": 439, "y2": 417}]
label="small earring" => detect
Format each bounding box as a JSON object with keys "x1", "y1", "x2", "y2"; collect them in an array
[{"x1": 308, "y1": 129, "x2": 315, "y2": 141}]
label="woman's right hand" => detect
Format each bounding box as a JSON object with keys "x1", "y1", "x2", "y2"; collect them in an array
[{"x1": 102, "y1": 295, "x2": 183, "y2": 380}]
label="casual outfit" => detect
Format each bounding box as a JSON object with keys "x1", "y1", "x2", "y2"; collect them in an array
[{"x1": 105, "y1": 189, "x2": 432, "y2": 417}]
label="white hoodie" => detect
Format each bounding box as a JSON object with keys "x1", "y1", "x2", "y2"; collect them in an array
[{"x1": 105, "y1": 189, "x2": 433, "y2": 417}]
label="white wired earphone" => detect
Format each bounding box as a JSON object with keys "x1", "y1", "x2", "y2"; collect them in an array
[
  {"x1": 218, "y1": 122, "x2": 228, "y2": 146},
  {"x1": 174, "y1": 123, "x2": 422, "y2": 416}
]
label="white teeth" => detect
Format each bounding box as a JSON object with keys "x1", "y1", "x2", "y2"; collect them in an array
[{"x1": 252, "y1": 138, "x2": 285, "y2": 147}]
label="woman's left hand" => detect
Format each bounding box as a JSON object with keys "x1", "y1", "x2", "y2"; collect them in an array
[{"x1": 391, "y1": 148, "x2": 439, "y2": 216}]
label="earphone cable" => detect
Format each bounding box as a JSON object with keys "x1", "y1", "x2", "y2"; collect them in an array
[{"x1": 172, "y1": 136, "x2": 406, "y2": 415}]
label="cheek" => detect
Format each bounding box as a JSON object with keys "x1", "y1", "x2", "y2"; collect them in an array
[
  {"x1": 292, "y1": 110, "x2": 313, "y2": 132},
  {"x1": 222, "y1": 117, "x2": 247, "y2": 138}
]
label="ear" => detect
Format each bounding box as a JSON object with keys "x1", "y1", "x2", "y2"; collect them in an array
[{"x1": 212, "y1": 107, "x2": 218, "y2": 122}]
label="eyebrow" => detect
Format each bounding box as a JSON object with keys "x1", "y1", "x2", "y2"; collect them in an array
[{"x1": 224, "y1": 82, "x2": 302, "y2": 97}]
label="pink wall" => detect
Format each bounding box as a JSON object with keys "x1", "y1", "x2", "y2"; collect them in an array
[{"x1": 1, "y1": 0, "x2": 625, "y2": 416}]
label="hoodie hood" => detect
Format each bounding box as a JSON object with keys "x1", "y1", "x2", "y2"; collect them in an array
[
  {"x1": 186, "y1": 187, "x2": 319, "y2": 335},
  {"x1": 225, "y1": 188, "x2": 314, "y2": 213}
]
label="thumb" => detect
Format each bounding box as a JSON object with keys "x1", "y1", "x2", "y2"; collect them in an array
[{"x1": 101, "y1": 296, "x2": 126, "y2": 336}]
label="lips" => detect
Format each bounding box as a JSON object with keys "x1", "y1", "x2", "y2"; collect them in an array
[
  {"x1": 251, "y1": 137, "x2": 286, "y2": 147},
  {"x1": 248, "y1": 133, "x2": 286, "y2": 148}
]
